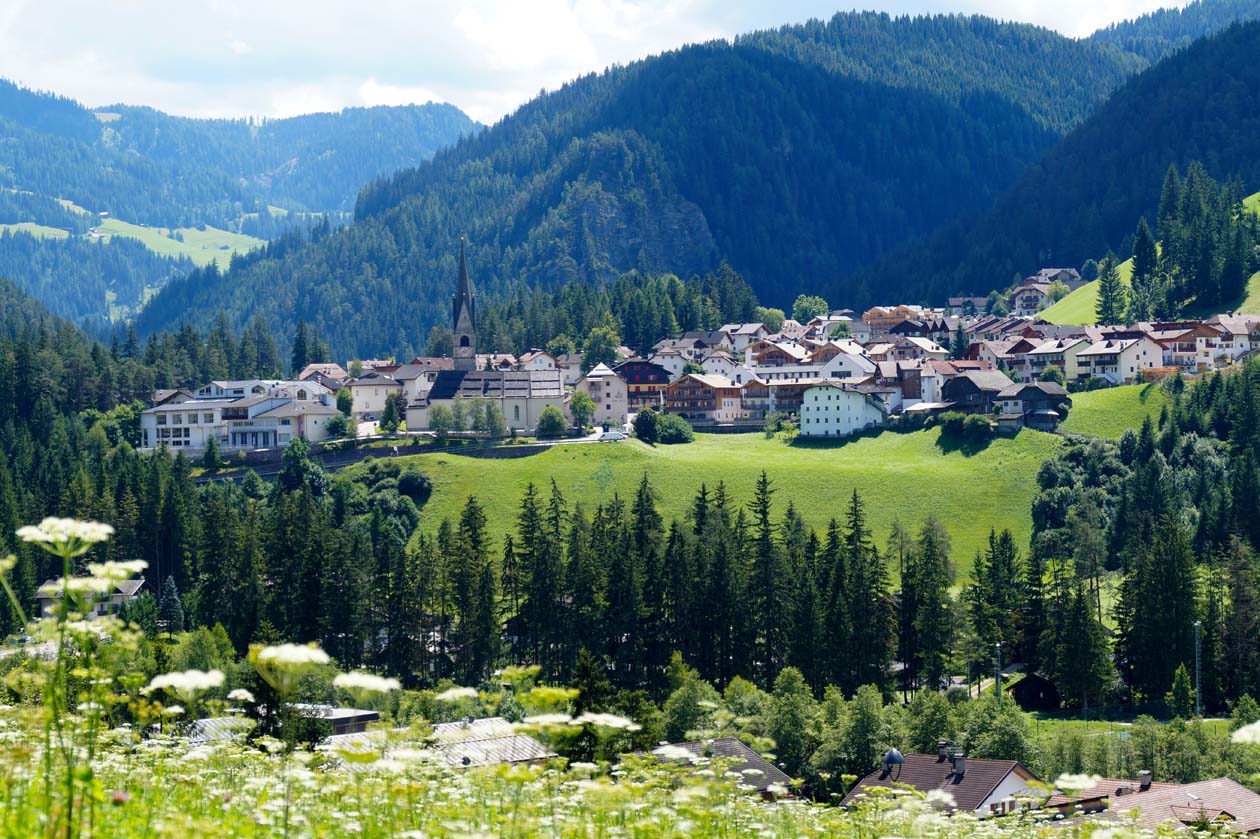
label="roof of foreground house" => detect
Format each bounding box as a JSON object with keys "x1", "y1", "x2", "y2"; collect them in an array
[{"x1": 842, "y1": 752, "x2": 1034, "y2": 812}]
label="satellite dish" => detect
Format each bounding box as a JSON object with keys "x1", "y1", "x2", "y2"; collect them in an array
[{"x1": 883, "y1": 748, "x2": 905, "y2": 767}]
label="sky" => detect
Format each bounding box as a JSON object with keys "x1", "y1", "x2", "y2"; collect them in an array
[{"x1": 0, "y1": 0, "x2": 1187, "y2": 125}]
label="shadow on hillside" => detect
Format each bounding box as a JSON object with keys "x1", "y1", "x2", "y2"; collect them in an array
[
  {"x1": 933, "y1": 429, "x2": 993, "y2": 457},
  {"x1": 784, "y1": 427, "x2": 886, "y2": 451}
]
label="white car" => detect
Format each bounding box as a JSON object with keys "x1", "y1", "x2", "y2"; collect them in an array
[{"x1": 598, "y1": 431, "x2": 628, "y2": 442}]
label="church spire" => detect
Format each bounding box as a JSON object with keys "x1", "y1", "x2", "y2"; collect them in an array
[{"x1": 452, "y1": 238, "x2": 477, "y2": 370}]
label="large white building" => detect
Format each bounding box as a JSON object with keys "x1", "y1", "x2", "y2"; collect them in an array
[
  {"x1": 572, "y1": 363, "x2": 628, "y2": 427},
  {"x1": 140, "y1": 380, "x2": 340, "y2": 451},
  {"x1": 798, "y1": 382, "x2": 889, "y2": 438}
]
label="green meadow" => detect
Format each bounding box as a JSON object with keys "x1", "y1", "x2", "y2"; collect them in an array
[
  {"x1": 369, "y1": 428, "x2": 1062, "y2": 573},
  {"x1": 1060, "y1": 383, "x2": 1171, "y2": 440}
]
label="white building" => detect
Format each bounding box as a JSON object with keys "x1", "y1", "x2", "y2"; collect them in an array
[
  {"x1": 798, "y1": 382, "x2": 889, "y2": 438},
  {"x1": 344, "y1": 372, "x2": 402, "y2": 419},
  {"x1": 1076, "y1": 337, "x2": 1163, "y2": 384},
  {"x1": 140, "y1": 380, "x2": 340, "y2": 451},
  {"x1": 572, "y1": 363, "x2": 628, "y2": 427}
]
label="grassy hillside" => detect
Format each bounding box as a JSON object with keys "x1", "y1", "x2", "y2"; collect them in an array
[
  {"x1": 1039, "y1": 257, "x2": 1134, "y2": 324},
  {"x1": 0, "y1": 222, "x2": 68, "y2": 239},
  {"x1": 1060, "y1": 383, "x2": 1170, "y2": 439},
  {"x1": 96, "y1": 218, "x2": 262, "y2": 268},
  {"x1": 373, "y1": 428, "x2": 1062, "y2": 574}
]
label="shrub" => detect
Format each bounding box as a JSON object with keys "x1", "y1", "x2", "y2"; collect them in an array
[
  {"x1": 633, "y1": 409, "x2": 659, "y2": 444},
  {"x1": 398, "y1": 468, "x2": 432, "y2": 503},
  {"x1": 963, "y1": 413, "x2": 992, "y2": 442},
  {"x1": 536, "y1": 405, "x2": 567, "y2": 439},
  {"x1": 938, "y1": 411, "x2": 966, "y2": 436},
  {"x1": 656, "y1": 413, "x2": 694, "y2": 444}
]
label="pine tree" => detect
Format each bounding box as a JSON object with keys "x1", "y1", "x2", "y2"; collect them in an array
[
  {"x1": 909, "y1": 518, "x2": 952, "y2": 692},
  {"x1": 291, "y1": 320, "x2": 309, "y2": 376},
  {"x1": 1132, "y1": 217, "x2": 1159, "y2": 295},
  {"x1": 158, "y1": 576, "x2": 184, "y2": 635},
  {"x1": 1095, "y1": 251, "x2": 1127, "y2": 325},
  {"x1": 747, "y1": 472, "x2": 786, "y2": 686},
  {"x1": 845, "y1": 491, "x2": 893, "y2": 693}
]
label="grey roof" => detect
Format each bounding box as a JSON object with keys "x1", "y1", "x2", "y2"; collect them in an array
[
  {"x1": 653, "y1": 737, "x2": 793, "y2": 794},
  {"x1": 256, "y1": 402, "x2": 341, "y2": 419},
  {"x1": 432, "y1": 717, "x2": 555, "y2": 768},
  {"x1": 428, "y1": 370, "x2": 564, "y2": 401},
  {"x1": 997, "y1": 382, "x2": 1068, "y2": 399},
  {"x1": 186, "y1": 716, "x2": 254, "y2": 745},
  {"x1": 959, "y1": 370, "x2": 1015, "y2": 393}
]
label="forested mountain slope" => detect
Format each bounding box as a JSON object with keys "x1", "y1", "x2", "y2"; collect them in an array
[
  {"x1": 0, "y1": 81, "x2": 478, "y2": 326},
  {"x1": 1089, "y1": 0, "x2": 1260, "y2": 60},
  {"x1": 852, "y1": 21, "x2": 1260, "y2": 306},
  {"x1": 0, "y1": 82, "x2": 479, "y2": 226},
  {"x1": 138, "y1": 13, "x2": 1164, "y2": 358}
]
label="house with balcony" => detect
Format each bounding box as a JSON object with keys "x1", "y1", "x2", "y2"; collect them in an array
[
  {"x1": 664, "y1": 374, "x2": 743, "y2": 422},
  {"x1": 1076, "y1": 337, "x2": 1162, "y2": 384},
  {"x1": 613, "y1": 359, "x2": 671, "y2": 410}
]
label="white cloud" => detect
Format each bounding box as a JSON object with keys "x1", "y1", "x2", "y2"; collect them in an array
[{"x1": 0, "y1": 0, "x2": 1197, "y2": 123}]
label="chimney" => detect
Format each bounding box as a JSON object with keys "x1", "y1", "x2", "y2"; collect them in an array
[
  {"x1": 951, "y1": 753, "x2": 966, "y2": 778},
  {"x1": 1138, "y1": 770, "x2": 1152, "y2": 790},
  {"x1": 938, "y1": 740, "x2": 950, "y2": 762}
]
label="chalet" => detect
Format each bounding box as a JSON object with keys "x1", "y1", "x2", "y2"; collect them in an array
[
  {"x1": 1049, "y1": 775, "x2": 1260, "y2": 834},
  {"x1": 573, "y1": 363, "x2": 628, "y2": 426},
  {"x1": 1076, "y1": 337, "x2": 1162, "y2": 384},
  {"x1": 299, "y1": 362, "x2": 350, "y2": 383},
  {"x1": 799, "y1": 382, "x2": 889, "y2": 438},
  {"x1": 772, "y1": 318, "x2": 809, "y2": 340},
  {"x1": 475, "y1": 353, "x2": 517, "y2": 371},
  {"x1": 1026, "y1": 338, "x2": 1090, "y2": 381},
  {"x1": 863, "y1": 305, "x2": 924, "y2": 332},
  {"x1": 947, "y1": 296, "x2": 988, "y2": 315},
  {"x1": 151, "y1": 388, "x2": 194, "y2": 406},
  {"x1": 740, "y1": 379, "x2": 771, "y2": 418},
  {"x1": 1204, "y1": 314, "x2": 1260, "y2": 359},
  {"x1": 842, "y1": 747, "x2": 1038, "y2": 817},
  {"x1": 1147, "y1": 322, "x2": 1227, "y2": 371},
  {"x1": 745, "y1": 340, "x2": 810, "y2": 368},
  {"x1": 996, "y1": 382, "x2": 1070, "y2": 431},
  {"x1": 1011, "y1": 283, "x2": 1051, "y2": 316},
  {"x1": 699, "y1": 350, "x2": 742, "y2": 379},
  {"x1": 890, "y1": 337, "x2": 948, "y2": 362},
  {"x1": 647, "y1": 347, "x2": 688, "y2": 381},
  {"x1": 941, "y1": 370, "x2": 1015, "y2": 414},
  {"x1": 613, "y1": 359, "x2": 671, "y2": 411},
  {"x1": 719, "y1": 322, "x2": 770, "y2": 352},
  {"x1": 664, "y1": 374, "x2": 743, "y2": 422},
  {"x1": 1027, "y1": 267, "x2": 1082, "y2": 286},
  {"x1": 38, "y1": 577, "x2": 146, "y2": 618},
  {"x1": 517, "y1": 349, "x2": 558, "y2": 371}
]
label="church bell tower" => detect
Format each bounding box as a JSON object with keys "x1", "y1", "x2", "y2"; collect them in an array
[{"x1": 452, "y1": 240, "x2": 477, "y2": 371}]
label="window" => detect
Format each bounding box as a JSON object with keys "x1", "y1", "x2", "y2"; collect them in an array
[
  {"x1": 203, "y1": 413, "x2": 213, "y2": 424},
  {"x1": 172, "y1": 414, "x2": 182, "y2": 425}
]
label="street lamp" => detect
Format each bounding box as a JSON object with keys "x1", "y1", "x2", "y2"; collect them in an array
[
  {"x1": 1194, "y1": 620, "x2": 1202, "y2": 718},
  {"x1": 995, "y1": 642, "x2": 1002, "y2": 706}
]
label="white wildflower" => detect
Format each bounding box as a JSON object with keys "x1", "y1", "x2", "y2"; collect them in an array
[
  {"x1": 1232, "y1": 721, "x2": 1260, "y2": 744},
  {"x1": 652, "y1": 744, "x2": 699, "y2": 763},
  {"x1": 522, "y1": 713, "x2": 573, "y2": 726},
  {"x1": 17, "y1": 518, "x2": 114, "y2": 545},
  {"x1": 925, "y1": 788, "x2": 957, "y2": 807},
  {"x1": 1053, "y1": 773, "x2": 1101, "y2": 793},
  {"x1": 434, "y1": 686, "x2": 478, "y2": 702},
  {"x1": 574, "y1": 712, "x2": 641, "y2": 731},
  {"x1": 334, "y1": 671, "x2": 401, "y2": 695},
  {"x1": 256, "y1": 643, "x2": 330, "y2": 667},
  {"x1": 766, "y1": 782, "x2": 789, "y2": 796},
  {"x1": 227, "y1": 688, "x2": 255, "y2": 704},
  {"x1": 143, "y1": 669, "x2": 225, "y2": 700},
  {"x1": 86, "y1": 560, "x2": 147, "y2": 581},
  {"x1": 161, "y1": 705, "x2": 185, "y2": 717}
]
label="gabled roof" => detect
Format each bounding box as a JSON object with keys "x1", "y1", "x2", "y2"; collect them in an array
[
  {"x1": 951, "y1": 370, "x2": 1015, "y2": 393},
  {"x1": 652, "y1": 737, "x2": 792, "y2": 794},
  {"x1": 1046, "y1": 777, "x2": 1177, "y2": 809},
  {"x1": 1106, "y1": 777, "x2": 1260, "y2": 833},
  {"x1": 1077, "y1": 338, "x2": 1144, "y2": 357},
  {"x1": 720, "y1": 322, "x2": 768, "y2": 336},
  {"x1": 842, "y1": 753, "x2": 1034, "y2": 812},
  {"x1": 669, "y1": 373, "x2": 738, "y2": 390},
  {"x1": 583, "y1": 362, "x2": 617, "y2": 378},
  {"x1": 431, "y1": 717, "x2": 555, "y2": 768},
  {"x1": 997, "y1": 382, "x2": 1069, "y2": 399},
  {"x1": 427, "y1": 370, "x2": 564, "y2": 401}
]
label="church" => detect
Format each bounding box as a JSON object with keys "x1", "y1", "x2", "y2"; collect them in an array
[{"x1": 405, "y1": 244, "x2": 566, "y2": 434}]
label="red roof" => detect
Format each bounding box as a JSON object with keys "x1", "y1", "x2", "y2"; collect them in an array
[{"x1": 841, "y1": 753, "x2": 1035, "y2": 812}]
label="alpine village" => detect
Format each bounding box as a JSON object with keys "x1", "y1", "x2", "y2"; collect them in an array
[{"x1": 5, "y1": 2, "x2": 1260, "y2": 837}]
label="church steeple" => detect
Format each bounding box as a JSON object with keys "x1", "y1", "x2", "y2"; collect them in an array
[{"x1": 452, "y1": 239, "x2": 477, "y2": 370}]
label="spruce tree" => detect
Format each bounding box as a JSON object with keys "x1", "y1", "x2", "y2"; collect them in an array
[
  {"x1": 290, "y1": 320, "x2": 309, "y2": 376},
  {"x1": 158, "y1": 576, "x2": 184, "y2": 635},
  {"x1": 747, "y1": 472, "x2": 786, "y2": 686},
  {"x1": 1095, "y1": 251, "x2": 1127, "y2": 325}
]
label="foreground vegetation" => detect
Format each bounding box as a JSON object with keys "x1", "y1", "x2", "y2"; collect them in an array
[{"x1": 2, "y1": 519, "x2": 1258, "y2": 839}]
